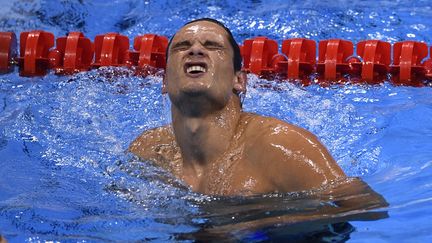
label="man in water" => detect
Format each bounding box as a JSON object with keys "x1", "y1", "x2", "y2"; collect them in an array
[{"x1": 129, "y1": 18, "x2": 346, "y2": 195}]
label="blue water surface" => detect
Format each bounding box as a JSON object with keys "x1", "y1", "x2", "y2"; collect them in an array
[{"x1": 1, "y1": 0, "x2": 432, "y2": 242}]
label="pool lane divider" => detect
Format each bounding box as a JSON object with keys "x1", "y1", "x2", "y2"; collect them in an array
[{"x1": 0, "y1": 30, "x2": 432, "y2": 87}]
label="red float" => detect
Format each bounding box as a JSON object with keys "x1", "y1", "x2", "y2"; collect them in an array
[
  {"x1": 48, "y1": 32, "x2": 94, "y2": 74},
  {"x1": 390, "y1": 41, "x2": 428, "y2": 86},
  {"x1": 278, "y1": 38, "x2": 316, "y2": 85},
  {"x1": 18, "y1": 30, "x2": 54, "y2": 76},
  {"x1": 92, "y1": 33, "x2": 129, "y2": 67},
  {"x1": 0, "y1": 32, "x2": 17, "y2": 74},
  {"x1": 127, "y1": 34, "x2": 168, "y2": 69},
  {"x1": 241, "y1": 37, "x2": 279, "y2": 76},
  {"x1": 350, "y1": 40, "x2": 391, "y2": 84},
  {"x1": 424, "y1": 46, "x2": 432, "y2": 80},
  {"x1": 317, "y1": 39, "x2": 353, "y2": 84}
]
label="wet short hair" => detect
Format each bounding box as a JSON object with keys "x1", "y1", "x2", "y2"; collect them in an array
[{"x1": 166, "y1": 18, "x2": 242, "y2": 72}]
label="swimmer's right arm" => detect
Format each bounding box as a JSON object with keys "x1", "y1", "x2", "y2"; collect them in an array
[
  {"x1": 128, "y1": 130, "x2": 151, "y2": 158},
  {"x1": 0, "y1": 235, "x2": 8, "y2": 243},
  {"x1": 128, "y1": 125, "x2": 176, "y2": 162},
  {"x1": 128, "y1": 127, "x2": 165, "y2": 159}
]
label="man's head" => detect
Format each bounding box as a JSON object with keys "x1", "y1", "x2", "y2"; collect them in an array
[
  {"x1": 166, "y1": 18, "x2": 242, "y2": 73},
  {"x1": 163, "y1": 18, "x2": 246, "y2": 114}
]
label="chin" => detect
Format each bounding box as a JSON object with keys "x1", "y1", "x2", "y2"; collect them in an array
[{"x1": 181, "y1": 82, "x2": 211, "y2": 96}]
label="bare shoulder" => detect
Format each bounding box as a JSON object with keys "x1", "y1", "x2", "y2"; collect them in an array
[
  {"x1": 128, "y1": 125, "x2": 179, "y2": 169},
  {"x1": 240, "y1": 112, "x2": 345, "y2": 191},
  {"x1": 240, "y1": 112, "x2": 320, "y2": 144}
]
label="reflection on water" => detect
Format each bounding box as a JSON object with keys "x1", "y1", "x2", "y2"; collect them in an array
[
  {"x1": 182, "y1": 222, "x2": 356, "y2": 242},
  {"x1": 174, "y1": 177, "x2": 388, "y2": 241},
  {"x1": 108, "y1": 157, "x2": 387, "y2": 242}
]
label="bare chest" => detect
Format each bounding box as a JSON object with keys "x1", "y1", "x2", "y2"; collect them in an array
[
  {"x1": 193, "y1": 150, "x2": 274, "y2": 195},
  {"x1": 148, "y1": 145, "x2": 271, "y2": 195}
]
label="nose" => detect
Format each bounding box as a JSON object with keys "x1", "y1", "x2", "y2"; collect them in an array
[{"x1": 188, "y1": 42, "x2": 206, "y2": 57}]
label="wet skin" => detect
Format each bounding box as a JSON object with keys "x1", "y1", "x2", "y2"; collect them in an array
[
  {"x1": 0, "y1": 235, "x2": 7, "y2": 243},
  {"x1": 129, "y1": 21, "x2": 347, "y2": 196}
]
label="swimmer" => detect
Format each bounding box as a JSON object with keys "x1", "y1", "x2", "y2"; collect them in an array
[
  {"x1": 129, "y1": 18, "x2": 347, "y2": 195},
  {"x1": 0, "y1": 235, "x2": 7, "y2": 243}
]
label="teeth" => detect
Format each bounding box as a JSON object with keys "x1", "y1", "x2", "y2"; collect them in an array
[{"x1": 187, "y1": 65, "x2": 206, "y2": 73}]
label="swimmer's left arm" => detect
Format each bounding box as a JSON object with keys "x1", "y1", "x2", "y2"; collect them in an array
[
  {"x1": 255, "y1": 123, "x2": 389, "y2": 211},
  {"x1": 246, "y1": 121, "x2": 346, "y2": 192}
]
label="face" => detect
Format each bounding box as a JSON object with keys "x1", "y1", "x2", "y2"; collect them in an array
[{"x1": 164, "y1": 21, "x2": 244, "y2": 110}]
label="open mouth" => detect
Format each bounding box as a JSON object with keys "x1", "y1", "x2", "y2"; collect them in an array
[{"x1": 184, "y1": 62, "x2": 208, "y2": 75}]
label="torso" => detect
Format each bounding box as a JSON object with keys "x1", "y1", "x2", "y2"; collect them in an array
[
  {"x1": 129, "y1": 112, "x2": 344, "y2": 195},
  {"x1": 130, "y1": 113, "x2": 273, "y2": 195}
]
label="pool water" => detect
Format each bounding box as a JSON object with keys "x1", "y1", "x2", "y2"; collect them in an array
[{"x1": 1, "y1": 0, "x2": 432, "y2": 242}]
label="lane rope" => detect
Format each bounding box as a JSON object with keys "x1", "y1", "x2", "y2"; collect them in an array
[{"x1": 1, "y1": 31, "x2": 431, "y2": 86}]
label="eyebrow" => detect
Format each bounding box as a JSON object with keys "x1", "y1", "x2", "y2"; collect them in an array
[{"x1": 170, "y1": 39, "x2": 225, "y2": 51}]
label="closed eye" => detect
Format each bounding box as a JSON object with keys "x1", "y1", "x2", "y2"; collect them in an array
[
  {"x1": 171, "y1": 40, "x2": 191, "y2": 51},
  {"x1": 203, "y1": 40, "x2": 224, "y2": 50}
]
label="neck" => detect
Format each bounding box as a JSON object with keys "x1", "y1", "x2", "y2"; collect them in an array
[{"x1": 171, "y1": 95, "x2": 242, "y2": 176}]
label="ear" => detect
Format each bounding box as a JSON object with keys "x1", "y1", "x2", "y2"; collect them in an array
[
  {"x1": 162, "y1": 72, "x2": 168, "y2": 94},
  {"x1": 233, "y1": 70, "x2": 247, "y2": 93}
]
